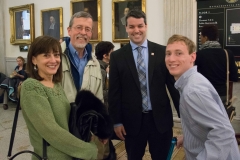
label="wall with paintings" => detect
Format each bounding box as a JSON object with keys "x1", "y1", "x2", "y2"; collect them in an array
[
  {"x1": 2, "y1": 0, "x2": 168, "y2": 60},
  {"x1": 1, "y1": 0, "x2": 197, "y2": 79},
  {"x1": 3, "y1": 0, "x2": 70, "y2": 60}
]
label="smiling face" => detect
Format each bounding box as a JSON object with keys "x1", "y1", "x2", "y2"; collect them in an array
[
  {"x1": 67, "y1": 17, "x2": 93, "y2": 50},
  {"x1": 165, "y1": 41, "x2": 196, "y2": 80},
  {"x1": 32, "y1": 51, "x2": 61, "y2": 79},
  {"x1": 126, "y1": 17, "x2": 147, "y2": 46}
]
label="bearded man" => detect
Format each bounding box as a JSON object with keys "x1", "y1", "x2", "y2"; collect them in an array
[{"x1": 61, "y1": 11, "x2": 115, "y2": 160}]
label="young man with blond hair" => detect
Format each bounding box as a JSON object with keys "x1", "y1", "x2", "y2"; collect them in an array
[{"x1": 165, "y1": 34, "x2": 240, "y2": 159}]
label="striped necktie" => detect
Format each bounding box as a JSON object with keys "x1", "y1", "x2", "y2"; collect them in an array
[{"x1": 137, "y1": 46, "x2": 148, "y2": 111}]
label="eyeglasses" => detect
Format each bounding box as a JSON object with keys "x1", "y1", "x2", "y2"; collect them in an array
[{"x1": 72, "y1": 25, "x2": 92, "y2": 33}]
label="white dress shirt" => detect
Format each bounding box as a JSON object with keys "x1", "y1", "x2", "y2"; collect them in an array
[{"x1": 175, "y1": 66, "x2": 240, "y2": 160}]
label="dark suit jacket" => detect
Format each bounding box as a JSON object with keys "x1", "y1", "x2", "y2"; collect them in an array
[
  {"x1": 195, "y1": 48, "x2": 238, "y2": 96},
  {"x1": 108, "y1": 40, "x2": 180, "y2": 136}
]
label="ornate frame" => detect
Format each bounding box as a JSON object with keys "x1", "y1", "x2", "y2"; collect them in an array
[
  {"x1": 70, "y1": 0, "x2": 102, "y2": 43},
  {"x1": 112, "y1": 0, "x2": 146, "y2": 43},
  {"x1": 41, "y1": 7, "x2": 63, "y2": 40},
  {"x1": 9, "y1": 4, "x2": 35, "y2": 45}
]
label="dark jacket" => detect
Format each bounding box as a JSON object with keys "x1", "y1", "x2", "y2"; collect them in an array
[
  {"x1": 108, "y1": 40, "x2": 180, "y2": 136},
  {"x1": 0, "y1": 72, "x2": 6, "y2": 83},
  {"x1": 69, "y1": 91, "x2": 116, "y2": 160},
  {"x1": 69, "y1": 90, "x2": 113, "y2": 142},
  {"x1": 98, "y1": 60, "x2": 109, "y2": 108},
  {"x1": 15, "y1": 63, "x2": 27, "y2": 81},
  {"x1": 195, "y1": 48, "x2": 238, "y2": 96}
]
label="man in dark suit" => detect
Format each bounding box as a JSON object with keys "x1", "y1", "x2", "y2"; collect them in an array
[{"x1": 108, "y1": 9, "x2": 180, "y2": 160}]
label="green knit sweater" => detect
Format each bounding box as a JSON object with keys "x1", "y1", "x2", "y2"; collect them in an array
[{"x1": 20, "y1": 78, "x2": 97, "y2": 160}]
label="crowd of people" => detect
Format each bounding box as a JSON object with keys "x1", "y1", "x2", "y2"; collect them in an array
[{"x1": 1, "y1": 8, "x2": 239, "y2": 160}]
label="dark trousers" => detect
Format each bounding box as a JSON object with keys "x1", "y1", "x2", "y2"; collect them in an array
[{"x1": 125, "y1": 111, "x2": 172, "y2": 160}]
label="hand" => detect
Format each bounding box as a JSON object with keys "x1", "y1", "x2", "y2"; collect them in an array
[
  {"x1": 98, "y1": 138, "x2": 109, "y2": 145},
  {"x1": 114, "y1": 125, "x2": 126, "y2": 141},
  {"x1": 176, "y1": 135, "x2": 183, "y2": 149},
  {"x1": 12, "y1": 71, "x2": 17, "y2": 76},
  {"x1": 90, "y1": 135, "x2": 95, "y2": 142}
]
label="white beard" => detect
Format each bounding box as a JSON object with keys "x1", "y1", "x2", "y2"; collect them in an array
[{"x1": 74, "y1": 43, "x2": 87, "y2": 49}]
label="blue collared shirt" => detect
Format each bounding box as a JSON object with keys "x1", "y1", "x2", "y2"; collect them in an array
[
  {"x1": 69, "y1": 43, "x2": 88, "y2": 88},
  {"x1": 175, "y1": 66, "x2": 240, "y2": 159},
  {"x1": 130, "y1": 39, "x2": 152, "y2": 110}
]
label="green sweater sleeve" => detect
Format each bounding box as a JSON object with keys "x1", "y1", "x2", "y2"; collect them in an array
[{"x1": 20, "y1": 79, "x2": 97, "y2": 159}]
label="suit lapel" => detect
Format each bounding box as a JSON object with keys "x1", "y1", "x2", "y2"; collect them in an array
[
  {"x1": 124, "y1": 44, "x2": 141, "y2": 91},
  {"x1": 148, "y1": 41, "x2": 156, "y2": 85}
]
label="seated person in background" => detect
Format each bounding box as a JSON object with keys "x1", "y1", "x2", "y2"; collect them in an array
[
  {"x1": 195, "y1": 24, "x2": 238, "y2": 104},
  {"x1": 0, "y1": 56, "x2": 27, "y2": 110},
  {"x1": 20, "y1": 35, "x2": 98, "y2": 160},
  {"x1": 165, "y1": 34, "x2": 240, "y2": 160},
  {"x1": 95, "y1": 41, "x2": 114, "y2": 108}
]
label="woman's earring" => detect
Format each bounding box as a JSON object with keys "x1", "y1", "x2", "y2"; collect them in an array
[{"x1": 34, "y1": 64, "x2": 38, "y2": 71}]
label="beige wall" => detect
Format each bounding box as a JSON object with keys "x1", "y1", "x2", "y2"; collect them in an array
[
  {"x1": 3, "y1": 0, "x2": 168, "y2": 59},
  {"x1": 2, "y1": 0, "x2": 198, "y2": 75}
]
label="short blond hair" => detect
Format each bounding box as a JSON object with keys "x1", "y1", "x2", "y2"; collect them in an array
[{"x1": 167, "y1": 34, "x2": 196, "y2": 54}]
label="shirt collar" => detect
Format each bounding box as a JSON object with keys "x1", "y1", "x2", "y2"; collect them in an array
[
  {"x1": 130, "y1": 39, "x2": 148, "y2": 51},
  {"x1": 69, "y1": 42, "x2": 88, "y2": 58},
  {"x1": 175, "y1": 66, "x2": 198, "y2": 91}
]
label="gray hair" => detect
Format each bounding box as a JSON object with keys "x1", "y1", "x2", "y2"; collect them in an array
[{"x1": 69, "y1": 11, "x2": 93, "y2": 27}]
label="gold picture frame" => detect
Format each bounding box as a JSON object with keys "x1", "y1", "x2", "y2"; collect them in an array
[
  {"x1": 112, "y1": 0, "x2": 146, "y2": 43},
  {"x1": 9, "y1": 4, "x2": 35, "y2": 45},
  {"x1": 41, "y1": 7, "x2": 63, "y2": 40},
  {"x1": 70, "y1": 0, "x2": 102, "y2": 43}
]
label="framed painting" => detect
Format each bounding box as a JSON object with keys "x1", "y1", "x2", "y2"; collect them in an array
[
  {"x1": 9, "y1": 4, "x2": 35, "y2": 45},
  {"x1": 112, "y1": 0, "x2": 146, "y2": 43},
  {"x1": 41, "y1": 7, "x2": 63, "y2": 40},
  {"x1": 70, "y1": 0, "x2": 101, "y2": 43}
]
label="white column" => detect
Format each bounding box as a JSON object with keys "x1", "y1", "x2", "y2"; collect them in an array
[
  {"x1": 164, "y1": 0, "x2": 194, "y2": 44},
  {"x1": 0, "y1": 0, "x2": 6, "y2": 73},
  {"x1": 164, "y1": 0, "x2": 195, "y2": 126}
]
